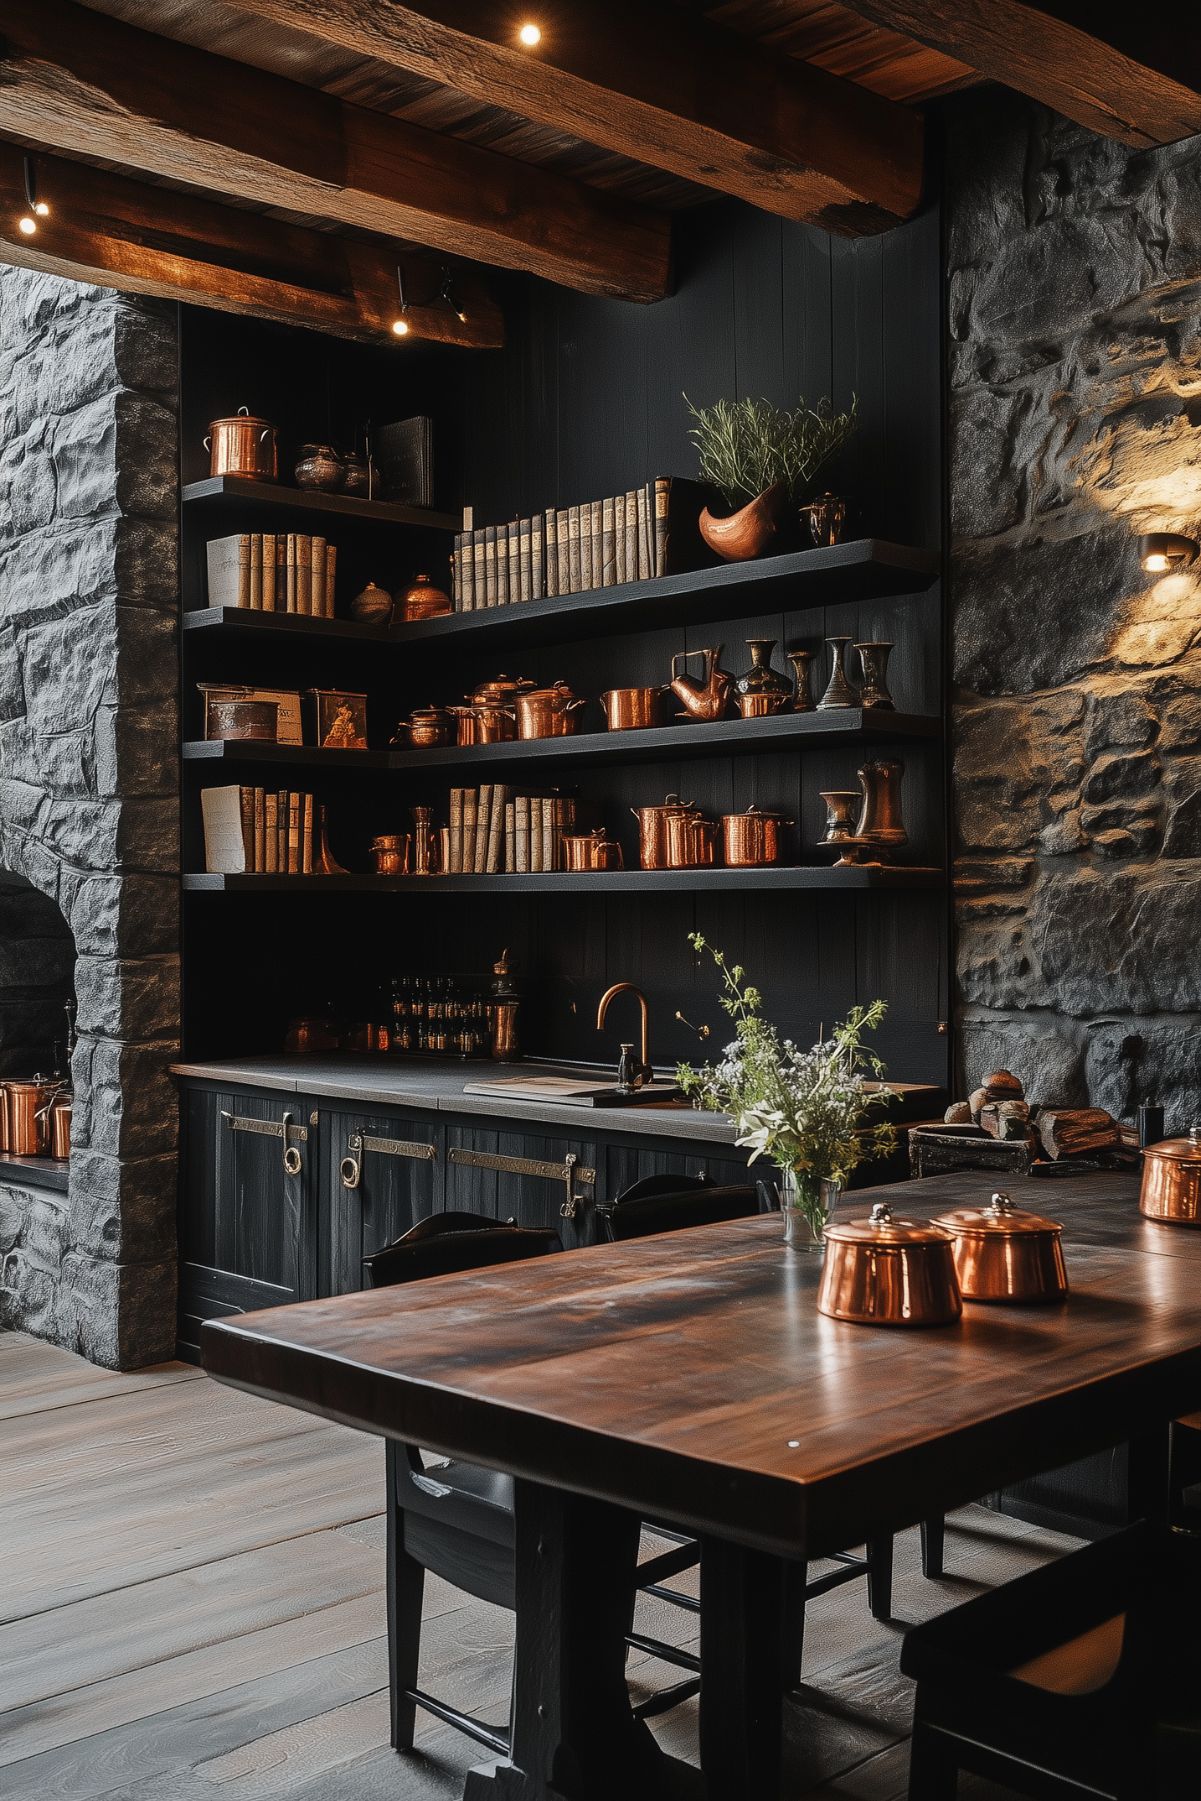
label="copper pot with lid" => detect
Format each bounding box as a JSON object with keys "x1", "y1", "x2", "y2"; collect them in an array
[
  {"x1": 721, "y1": 806, "x2": 793, "y2": 868},
  {"x1": 513, "y1": 682, "x2": 588, "y2": 740},
  {"x1": 48, "y1": 1091, "x2": 72, "y2": 1161},
  {"x1": 1140, "y1": 1127, "x2": 1201, "y2": 1225},
  {"x1": 204, "y1": 408, "x2": 278, "y2": 481},
  {"x1": 932, "y1": 1191, "x2": 1068, "y2": 1303},
  {"x1": 396, "y1": 706, "x2": 454, "y2": 749},
  {"x1": 666, "y1": 810, "x2": 719, "y2": 869},
  {"x1": 630, "y1": 795, "x2": 697, "y2": 870},
  {"x1": 471, "y1": 674, "x2": 536, "y2": 709},
  {"x1": 6, "y1": 1077, "x2": 62, "y2": 1158},
  {"x1": 818, "y1": 1202, "x2": 962, "y2": 1326}
]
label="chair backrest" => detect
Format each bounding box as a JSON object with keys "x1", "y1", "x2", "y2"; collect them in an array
[
  {"x1": 598, "y1": 1173, "x2": 763, "y2": 1243},
  {"x1": 364, "y1": 1215, "x2": 562, "y2": 1287}
]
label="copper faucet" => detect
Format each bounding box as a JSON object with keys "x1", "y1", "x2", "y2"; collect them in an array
[{"x1": 596, "y1": 982, "x2": 653, "y2": 1089}]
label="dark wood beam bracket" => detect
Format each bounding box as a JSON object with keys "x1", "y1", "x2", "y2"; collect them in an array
[
  {"x1": 0, "y1": 0, "x2": 671, "y2": 301},
  {"x1": 0, "y1": 144, "x2": 504, "y2": 348},
  {"x1": 838, "y1": 0, "x2": 1201, "y2": 146},
  {"x1": 220, "y1": 0, "x2": 925, "y2": 234}
]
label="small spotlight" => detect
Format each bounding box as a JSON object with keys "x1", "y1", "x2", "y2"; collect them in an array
[
  {"x1": 1138, "y1": 532, "x2": 1198, "y2": 574},
  {"x1": 391, "y1": 264, "x2": 411, "y2": 338},
  {"x1": 20, "y1": 155, "x2": 46, "y2": 236},
  {"x1": 33, "y1": 200, "x2": 49, "y2": 218},
  {"x1": 391, "y1": 317, "x2": 410, "y2": 337},
  {"x1": 18, "y1": 215, "x2": 36, "y2": 236},
  {"x1": 518, "y1": 22, "x2": 541, "y2": 46}
]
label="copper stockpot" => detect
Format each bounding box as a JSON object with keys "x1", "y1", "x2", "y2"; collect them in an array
[
  {"x1": 48, "y1": 1092, "x2": 72, "y2": 1161},
  {"x1": 563, "y1": 829, "x2": 624, "y2": 872},
  {"x1": 932, "y1": 1191, "x2": 1068, "y2": 1303},
  {"x1": 818, "y1": 1202, "x2": 963, "y2": 1326},
  {"x1": 513, "y1": 683, "x2": 587, "y2": 740},
  {"x1": 204, "y1": 408, "x2": 277, "y2": 481},
  {"x1": 471, "y1": 675, "x2": 536, "y2": 709},
  {"x1": 630, "y1": 795, "x2": 697, "y2": 870},
  {"x1": 666, "y1": 811, "x2": 719, "y2": 869},
  {"x1": 721, "y1": 805, "x2": 793, "y2": 868},
  {"x1": 6, "y1": 1078, "x2": 60, "y2": 1157},
  {"x1": 600, "y1": 687, "x2": 667, "y2": 731},
  {"x1": 1140, "y1": 1128, "x2": 1201, "y2": 1225},
  {"x1": 472, "y1": 703, "x2": 517, "y2": 744}
]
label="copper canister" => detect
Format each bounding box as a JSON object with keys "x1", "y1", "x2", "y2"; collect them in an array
[
  {"x1": 818, "y1": 1203, "x2": 963, "y2": 1326},
  {"x1": 1140, "y1": 1128, "x2": 1201, "y2": 1225},
  {"x1": 563, "y1": 830, "x2": 624, "y2": 872},
  {"x1": 204, "y1": 408, "x2": 278, "y2": 481},
  {"x1": 932, "y1": 1192, "x2": 1068, "y2": 1302},
  {"x1": 7, "y1": 1079, "x2": 59, "y2": 1157},
  {"x1": 721, "y1": 806, "x2": 792, "y2": 867},
  {"x1": 48, "y1": 1092, "x2": 72, "y2": 1161},
  {"x1": 666, "y1": 811, "x2": 719, "y2": 869},
  {"x1": 206, "y1": 698, "x2": 280, "y2": 742}
]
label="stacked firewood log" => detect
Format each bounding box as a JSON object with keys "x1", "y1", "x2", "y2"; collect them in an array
[{"x1": 944, "y1": 1070, "x2": 1128, "y2": 1162}]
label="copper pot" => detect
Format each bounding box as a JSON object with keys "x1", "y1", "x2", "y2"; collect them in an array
[
  {"x1": 721, "y1": 806, "x2": 792, "y2": 868},
  {"x1": 206, "y1": 698, "x2": 279, "y2": 742},
  {"x1": 1140, "y1": 1128, "x2": 1201, "y2": 1225},
  {"x1": 370, "y1": 834, "x2": 412, "y2": 876},
  {"x1": 471, "y1": 675, "x2": 536, "y2": 708},
  {"x1": 514, "y1": 683, "x2": 588, "y2": 740},
  {"x1": 600, "y1": 687, "x2": 667, "y2": 731},
  {"x1": 48, "y1": 1092, "x2": 72, "y2": 1161},
  {"x1": 449, "y1": 705, "x2": 479, "y2": 747},
  {"x1": 933, "y1": 1191, "x2": 1068, "y2": 1303},
  {"x1": 397, "y1": 574, "x2": 452, "y2": 622},
  {"x1": 471, "y1": 702, "x2": 517, "y2": 744},
  {"x1": 666, "y1": 811, "x2": 719, "y2": 869},
  {"x1": 818, "y1": 1202, "x2": 963, "y2": 1326},
  {"x1": 563, "y1": 829, "x2": 623, "y2": 872},
  {"x1": 398, "y1": 707, "x2": 454, "y2": 749},
  {"x1": 204, "y1": 408, "x2": 277, "y2": 481},
  {"x1": 7, "y1": 1078, "x2": 60, "y2": 1157},
  {"x1": 630, "y1": 795, "x2": 696, "y2": 870}
]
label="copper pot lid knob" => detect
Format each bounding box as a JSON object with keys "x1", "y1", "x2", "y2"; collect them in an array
[
  {"x1": 990, "y1": 1191, "x2": 1015, "y2": 1214},
  {"x1": 870, "y1": 1201, "x2": 892, "y2": 1224}
]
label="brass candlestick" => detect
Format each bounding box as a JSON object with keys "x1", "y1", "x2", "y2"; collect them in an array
[
  {"x1": 818, "y1": 791, "x2": 869, "y2": 867},
  {"x1": 787, "y1": 649, "x2": 815, "y2": 712}
]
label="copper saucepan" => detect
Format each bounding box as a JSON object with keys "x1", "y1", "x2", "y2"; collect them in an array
[
  {"x1": 932, "y1": 1191, "x2": 1068, "y2": 1302},
  {"x1": 818, "y1": 1202, "x2": 962, "y2": 1326},
  {"x1": 563, "y1": 829, "x2": 624, "y2": 872},
  {"x1": 1140, "y1": 1127, "x2": 1201, "y2": 1225},
  {"x1": 721, "y1": 806, "x2": 793, "y2": 868},
  {"x1": 513, "y1": 683, "x2": 588, "y2": 740},
  {"x1": 600, "y1": 687, "x2": 668, "y2": 732},
  {"x1": 630, "y1": 795, "x2": 696, "y2": 870},
  {"x1": 666, "y1": 811, "x2": 719, "y2": 869},
  {"x1": 204, "y1": 408, "x2": 277, "y2": 481}
]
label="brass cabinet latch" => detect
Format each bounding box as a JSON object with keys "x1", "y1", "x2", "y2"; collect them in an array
[
  {"x1": 221, "y1": 1108, "x2": 306, "y2": 1177},
  {"x1": 447, "y1": 1146, "x2": 596, "y2": 1219},
  {"x1": 340, "y1": 1131, "x2": 438, "y2": 1191}
]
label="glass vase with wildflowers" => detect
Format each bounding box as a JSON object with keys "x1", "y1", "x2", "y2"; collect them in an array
[{"x1": 676, "y1": 934, "x2": 896, "y2": 1244}]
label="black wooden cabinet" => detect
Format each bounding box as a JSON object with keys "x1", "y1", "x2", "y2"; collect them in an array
[
  {"x1": 443, "y1": 1120, "x2": 601, "y2": 1252},
  {"x1": 320, "y1": 1107, "x2": 442, "y2": 1295}
]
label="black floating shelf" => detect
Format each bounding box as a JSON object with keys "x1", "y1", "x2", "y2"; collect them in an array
[
  {"x1": 184, "y1": 867, "x2": 944, "y2": 895},
  {"x1": 181, "y1": 538, "x2": 939, "y2": 654},
  {"x1": 182, "y1": 709, "x2": 942, "y2": 777},
  {"x1": 182, "y1": 475, "x2": 461, "y2": 533}
]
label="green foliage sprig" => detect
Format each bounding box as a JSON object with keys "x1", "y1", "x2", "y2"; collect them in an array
[{"x1": 684, "y1": 393, "x2": 857, "y2": 508}]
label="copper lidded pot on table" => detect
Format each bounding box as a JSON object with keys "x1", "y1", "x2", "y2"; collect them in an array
[
  {"x1": 721, "y1": 806, "x2": 792, "y2": 868},
  {"x1": 932, "y1": 1191, "x2": 1068, "y2": 1303},
  {"x1": 1140, "y1": 1127, "x2": 1201, "y2": 1225},
  {"x1": 818, "y1": 1202, "x2": 962, "y2": 1326},
  {"x1": 204, "y1": 408, "x2": 277, "y2": 481}
]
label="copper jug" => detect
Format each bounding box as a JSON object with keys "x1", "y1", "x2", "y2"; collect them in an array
[
  {"x1": 669, "y1": 647, "x2": 733, "y2": 721},
  {"x1": 856, "y1": 759, "x2": 907, "y2": 855},
  {"x1": 204, "y1": 408, "x2": 278, "y2": 481}
]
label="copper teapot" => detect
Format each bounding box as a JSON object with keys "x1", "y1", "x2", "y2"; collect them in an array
[{"x1": 669, "y1": 646, "x2": 733, "y2": 721}]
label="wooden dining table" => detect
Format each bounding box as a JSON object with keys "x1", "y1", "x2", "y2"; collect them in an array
[{"x1": 202, "y1": 1171, "x2": 1201, "y2": 1801}]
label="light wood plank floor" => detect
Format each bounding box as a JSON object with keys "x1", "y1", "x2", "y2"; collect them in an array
[{"x1": 0, "y1": 1329, "x2": 1071, "y2": 1799}]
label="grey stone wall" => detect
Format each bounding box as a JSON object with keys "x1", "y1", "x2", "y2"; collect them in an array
[
  {"x1": 0, "y1": 270, "x2": 180, "y2": 1367},
  {"x1": 948, "y1": 91, "x2": 1201, "y2": 1127}
]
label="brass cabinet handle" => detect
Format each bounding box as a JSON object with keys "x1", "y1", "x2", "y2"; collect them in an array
[
  {"x1": 447, "y1": 1146, "x2": 595, "y2": 1220},
  {"x1": 221, "y1": 1108, "x2": 307, "y2": 1178},
  {"x1": 341, "y1": 1130, "x2": 437, "y2": 1190}
]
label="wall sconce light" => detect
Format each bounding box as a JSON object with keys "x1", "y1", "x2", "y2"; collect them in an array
[
  {"x1": 18, "y1": 155, "x2": 49, "y2": 236},
  {"x1": 1138, "y1": 532, "x2": 1199, "y2": 574},
  {"x1": 391, "y1": 265, "x2": 410, "y2": 337}
]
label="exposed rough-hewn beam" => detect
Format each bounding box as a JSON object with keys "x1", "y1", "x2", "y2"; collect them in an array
[
  {"x1": 0, "y1": 0, "x2": 670, "y2": 301},
  {"x1": 837, "y1": 1, "x2": 1201, "y2": 146},
  {"x1": 219, "y1": 0, "x2": 924, "y2": 234},
  {"x1": 0, "y1": 147, "x2": 504, "y2": 348}
]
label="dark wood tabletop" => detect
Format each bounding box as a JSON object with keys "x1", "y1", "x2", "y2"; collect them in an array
[{"x1": 202, "y1": 1171, "x2": 1201, "y2": 1559}]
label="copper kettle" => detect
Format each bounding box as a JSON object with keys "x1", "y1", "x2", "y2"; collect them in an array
[
  {"x1": 669, "y1": 646, "x2": 733, "y2": 721},
  {"x1": 1140, "y1": 1128, "x2": 1201, "y2": 1225}
]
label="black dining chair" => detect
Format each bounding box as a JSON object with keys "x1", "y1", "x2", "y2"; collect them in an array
[
  {"x1": 363, "y1": 1208, "x2": 703, "y2": 1758},
  {"x1": 901, "y1": 1521, "x2": 1201, "y2": 1799},
  {"x1": 596, "y1": 1173, "x2": 899, "y2": 1681}
]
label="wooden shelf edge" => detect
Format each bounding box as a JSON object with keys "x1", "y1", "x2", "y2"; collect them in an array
[
  {"x1": 182, "y1": 474, "x2": 460, "y2": 532},
  {"x1": 183, "y1": 867, "x2": 946, "y2": 894}
]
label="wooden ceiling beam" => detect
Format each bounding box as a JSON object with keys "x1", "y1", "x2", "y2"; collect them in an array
[
  {"x1": 218, "y1": 0, "x2": 925, "y2": 234},
  {"x1": 0, "y1": 145, "x2": 505, "y2": 348},
  {"x1": 835, "y1": 1, "x2": 1201, "y2": 146},
  {"x1": 0, "y1": 0, "x2": 670, "y2": 302}
]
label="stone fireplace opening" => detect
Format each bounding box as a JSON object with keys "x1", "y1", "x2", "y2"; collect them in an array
[{"x1": 0, "y1": 869, "x2": 75, "y2": 1089}]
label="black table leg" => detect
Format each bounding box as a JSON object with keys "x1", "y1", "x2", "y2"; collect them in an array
[
  {"x1": 466, "y1": 1479, "x2": 691, "y2": 1801},
  {"x1": 698, "y1": 1535, "x2": 787, "y2": 1801},
  {"x1": 1128, "y1": 1419, "x2": 1173, "y2": 1527}
]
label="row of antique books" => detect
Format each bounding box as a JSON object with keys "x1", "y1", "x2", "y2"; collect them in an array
[
  {"x1": 447, "y1": 787, "x2": 579, "y2": 872},
  {"x1": 449, "y1": 476, "x2": 707, "y2": 611},
  {"x1": 201, "y1": 785, "x2": 316, "y2": 874},
  {"x1": 206, "y1": 533, "x2": 338, "y2": 615}
]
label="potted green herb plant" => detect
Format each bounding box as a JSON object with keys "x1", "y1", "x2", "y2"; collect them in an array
[
  {"x1": 684, "y1": 392, "x2": 857, "y2": 561},
  {"x1": 677, "y1": 935, "x2": 896, "y2": 1249}
]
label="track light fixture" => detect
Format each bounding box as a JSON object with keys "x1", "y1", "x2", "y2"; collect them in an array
[
  {"x1": 1138, "y1": 531, "x2": 1198, "y2": 574},
  {"x1": 440, "y1": 266, "x2": 468, "y2": 325},
  {"x1": 391, "y1": 265, "x2": 410, "y2": 337},
  {"x1": 18, "y1": 154, "x2": 49, "y2": 236}
]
